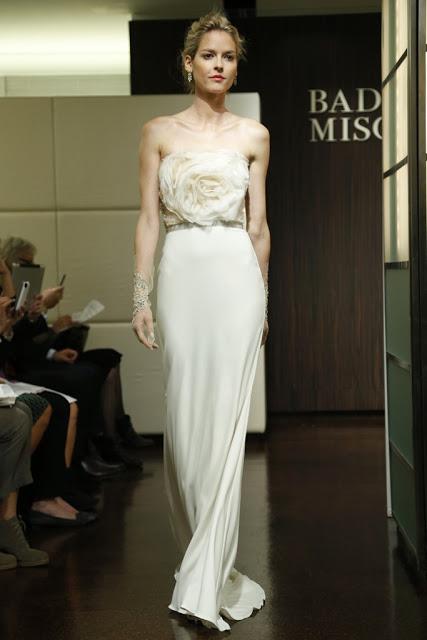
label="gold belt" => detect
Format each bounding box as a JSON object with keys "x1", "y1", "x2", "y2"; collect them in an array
[{"x1": 165, "y1": 220, "x2": 244, "y2": 233}]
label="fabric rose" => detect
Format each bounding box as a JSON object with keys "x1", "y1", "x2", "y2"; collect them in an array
[{"x1": 158, "y1": 150, "x2": 249, "y2": 227}]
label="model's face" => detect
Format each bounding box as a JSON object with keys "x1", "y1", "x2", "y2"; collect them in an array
[{"x1": 186, "y1": 30, "x2": 238, "y2": 94}]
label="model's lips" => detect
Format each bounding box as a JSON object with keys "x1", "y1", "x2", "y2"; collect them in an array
[{"x1": 210, "y1": 75, "x2": 225, "y2": 80}]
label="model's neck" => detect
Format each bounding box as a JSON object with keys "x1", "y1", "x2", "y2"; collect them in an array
[{"x1": 189, "y1": 93, "x2": 229, "y2": 129}]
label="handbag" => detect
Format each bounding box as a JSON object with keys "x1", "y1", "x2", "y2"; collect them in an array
[{"x1": 52, "y1": 324, "x2": 90, "y2": 354}]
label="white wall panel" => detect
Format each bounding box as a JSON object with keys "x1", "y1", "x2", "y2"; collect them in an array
[
  {"x1": 57, "y1": 209, "x2": 166, "y2": 322},
  {"x1": 53, "y1": 95, "x2": 190, "y2": 210},
  {"x1": 0, "y1": 98, "x2": 55, "y2": 210}
]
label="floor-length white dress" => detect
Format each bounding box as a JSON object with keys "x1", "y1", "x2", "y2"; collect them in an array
[{"x1": 155, "y1": 148, "x2": 266, "y2": 631}]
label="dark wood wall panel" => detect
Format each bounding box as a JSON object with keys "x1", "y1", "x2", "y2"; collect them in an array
[{"x1": 130, "y1": 13, "x2": 384, "y2": 412}]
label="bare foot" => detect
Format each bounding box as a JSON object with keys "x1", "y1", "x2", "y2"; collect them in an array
[
  {"x1": 31, "y1": 499, "x2": 77, "y2": 520},
  {"x1": 54, "y1": 496, "x2": 78, "y2": 515}
]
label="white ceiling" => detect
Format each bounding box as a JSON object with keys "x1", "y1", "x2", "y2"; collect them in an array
[{"x1": 0, "y1": 1, "x2": 381, "y2": 76}]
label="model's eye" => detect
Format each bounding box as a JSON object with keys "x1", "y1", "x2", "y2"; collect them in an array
[{"x1": 203, "y1": 53, "x2": 213, "y2": 58}]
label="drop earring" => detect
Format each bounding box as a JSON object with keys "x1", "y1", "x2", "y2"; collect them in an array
[{"x1": 187, "y1": 71, "x2": 193, "y2": 83}]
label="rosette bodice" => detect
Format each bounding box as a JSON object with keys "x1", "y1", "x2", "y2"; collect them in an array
[{"x1": 158, "y1": 149, "x2": 250, "y2": 230}]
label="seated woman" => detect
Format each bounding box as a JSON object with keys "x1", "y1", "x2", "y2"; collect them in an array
[
  {"x1": 1, "y1": 296, "x2": 97, "y2": 527},
  {"x1": 0, "y1": 297, "x2": 50, "y2": 569},
  {"x1": 0, "y1": 236, "x2": 149, "y2": 471}
]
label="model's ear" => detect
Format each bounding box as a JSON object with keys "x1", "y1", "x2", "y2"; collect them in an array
[{"x1": 183, "y1": 55, "x2": 193, "y2": 73}]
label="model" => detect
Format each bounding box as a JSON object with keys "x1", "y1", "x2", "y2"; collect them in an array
[{"x1": 132, "y1": 9, "x2": 270, "y2": 632}]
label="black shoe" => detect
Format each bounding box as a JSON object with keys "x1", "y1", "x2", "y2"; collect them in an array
[
  {"x1": 81, "y1": 457, "x2": 125, "y2": 478},
  {"x1": 27, "y1": 509, "x2": 97, "y2": 527},
  {"x1": 90, "y1": 435, "x2": 123, "y2": 464},
  {"x1": 87, "y1": 440, "x2": 127, "y2": 470},
  {"x1": 116, "y1": 415, "x2": 155, "y2": 449},
  {"x1": 92, "y1": 434, "x2": 144, "y2": 470},
  {"x1": 61, "y1": 490, "x2": 99, "y2": 512}
]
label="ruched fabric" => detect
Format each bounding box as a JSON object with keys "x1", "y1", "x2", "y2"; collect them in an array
[{"x1": 158, "y1": 149, "x2": 249, "y2": 230}]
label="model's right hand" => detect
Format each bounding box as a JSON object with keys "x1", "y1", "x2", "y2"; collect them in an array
[{"x1": 132, "y1": 308, "x2": 159, "y2": 350}]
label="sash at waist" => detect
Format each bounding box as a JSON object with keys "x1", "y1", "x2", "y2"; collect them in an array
[{"x1": 165, "y1": 219, "x2": 245, "y2": 233}]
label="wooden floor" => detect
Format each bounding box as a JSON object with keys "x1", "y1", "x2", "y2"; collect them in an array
[{"x1": 1, "y1": 414, "x2": 427, "y2": 640}]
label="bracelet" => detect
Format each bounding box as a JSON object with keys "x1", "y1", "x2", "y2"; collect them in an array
[
  {"x1": 264, "y1": 280, "x2": 269, "y2": 321},
  {"x1": 262, "y1": 265, "x2": 269, "y2": 321},
  {"x1": 133, "y1": 272, "x2": 152, "y2": 318}
]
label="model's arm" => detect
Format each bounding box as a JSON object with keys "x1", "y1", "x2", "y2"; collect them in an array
[
  {"x1": 132, "y1": 119, "x2": 162, "y2": 350},
  {"x1": 246, "y1": 123, "x2": 271, "y2": 342}
]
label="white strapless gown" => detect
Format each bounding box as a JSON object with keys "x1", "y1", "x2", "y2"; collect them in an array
[{"x1": 155, "y1": 149, "x2": 266, "y2": 631}]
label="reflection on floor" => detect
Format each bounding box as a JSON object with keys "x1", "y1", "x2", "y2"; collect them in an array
[{"x1": 1, "y1": 413, "x2": 427, "y2": 640}]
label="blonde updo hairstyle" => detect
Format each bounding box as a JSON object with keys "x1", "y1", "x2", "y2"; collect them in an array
[{"x1": 180, "y1": 8, "x2": 247, "y2": 94}]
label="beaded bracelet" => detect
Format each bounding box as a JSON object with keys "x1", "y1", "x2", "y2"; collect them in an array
[
  {"x1": 133, "y1": 272, "x2": 152, "y2": 318},
  {"x1": 264, "y1": 280, "x2": 269, "y2": 321}
]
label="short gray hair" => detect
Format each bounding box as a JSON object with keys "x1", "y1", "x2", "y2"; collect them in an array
[{"x1": 0, "y1": 236, "x2": 37, "y2": 268}]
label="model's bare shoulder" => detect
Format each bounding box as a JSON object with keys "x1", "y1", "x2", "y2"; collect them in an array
[
  {"x1": 236, "y1": 118, "x2": 270, "y2": 163},
  {"x1": 140, "y1": 115, "x2": 173, "y2": 144},
  {"x1": 140, "y1": 114, "x2": 186, "y2": 156},
  {"x1": 243, "y1": 118, "x2": 269, "y2": 144}
]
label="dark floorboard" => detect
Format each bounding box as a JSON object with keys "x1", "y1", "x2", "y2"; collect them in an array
[{"x1": 1, "y1": 414, "x2": 427, "y2": 640}]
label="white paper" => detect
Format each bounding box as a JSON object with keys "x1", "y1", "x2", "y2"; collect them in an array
[
  {"x1": 0, "y1": 382, "x2": 17, "y2": 406},
  {"x1": 6, "y1": 380, "x2": 77, "y2": 404},
  {"x1": 71, "y1": 299, "x2": 105, "y2": 323},
  {"x1": 8, "y1": 381, "x2": 45, "y2": 395}
]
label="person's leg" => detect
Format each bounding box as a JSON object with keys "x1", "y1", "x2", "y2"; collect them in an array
[
  {"x1": 0, "y1": 405, "x2": 49, "y2": 567},
  {"x1": 113, "y1": 363, "x2": 126, "y2": 418},
  {"x1": 28, "y1": 393, "x2": 97, "y2": 524},
  {"x1": 20, "y1": 361, "x2": 107, "y2": 464},
  {"x1": 91, "y1": 365, "x2": 144, "y2": 468},
  {"x1": 30, "y1": 404, "x2": 52, "y2": 452},
  {"x1": 0, "y1": 404, "x2": 33, "y2": 503},
  {"x1": 78, "y1": 351, "x2": 137, "y2": 443},
  {"x1": 100, "y1": 366, "x2": 123, "y2": 439},
  {"x1": 29, "y1": 394, "x2": 79, "y2": 520},
  {"x1": 65, "y1": 401, "x2": 78, "y2": 468},
  {"x1": 0, "y1": 490, "x2": 17, "y2": 520},
  {"x1": 98, "y1": 363, "x2": 153, "y2": 451},
  {"x1": 18, "y1": 393, "x2": 65, "y2": 515}
]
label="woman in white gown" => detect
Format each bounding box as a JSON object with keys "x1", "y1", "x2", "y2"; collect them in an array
[{"x1": 132, "y1": 9, "x2": 270, "y2": 632}]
